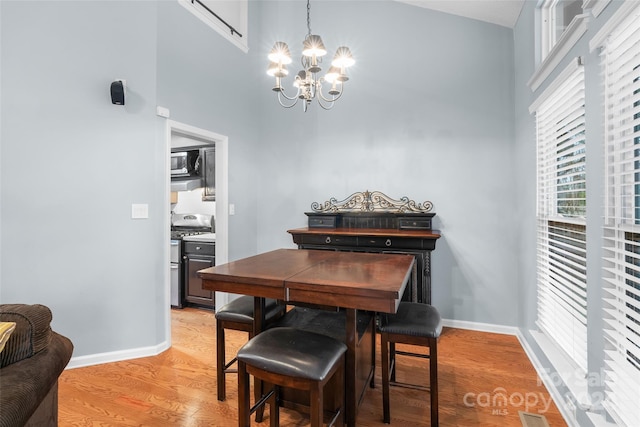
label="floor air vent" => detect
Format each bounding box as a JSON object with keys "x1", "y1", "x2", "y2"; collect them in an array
[{"x1": 519, "y1": 411, "x2": 551, "y2": 427}]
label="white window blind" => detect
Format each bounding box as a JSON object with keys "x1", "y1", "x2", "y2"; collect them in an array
[
  {"x1": 535, "y1": 64, "x2": 588, "y2": 373},
  {"x1": 601, "y1": 5, "x2": 640, "y2": 426}
]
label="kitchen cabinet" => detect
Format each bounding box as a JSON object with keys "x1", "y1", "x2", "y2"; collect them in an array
[
  {"x1": 183, "y1": 241, "x2": 215, "y2": 307},
  {"x1": 201, "y1": 147, "x2": 215, "y2": 201}
]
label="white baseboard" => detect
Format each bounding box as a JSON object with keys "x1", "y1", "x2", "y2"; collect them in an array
[
  {"x1": 65, "y1": 340, "x2": 171, "y2": 369},
  {"x1": 64, "y1": 319, "x2": 513, "y2": 369},
  {"x1": 441, "y1": 318, "x2": 519, "y2": 336}
]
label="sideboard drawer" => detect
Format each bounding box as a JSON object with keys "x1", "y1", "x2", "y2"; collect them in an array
[
  {"x1": 302, "y1": 234, "x2": 358, "y2": 246},
  {"x1": 360, "y1": 237, "x2": 389, "y2": 247},
  {"x1": 308, "y1": 216, "x2": 337, "y2": 228},
  {"x1": 398, "y1": 217, "x2": 432, "y2": 230},
  {"x1": 359, "y1": 237, "x2": 424, "y2": 249}
]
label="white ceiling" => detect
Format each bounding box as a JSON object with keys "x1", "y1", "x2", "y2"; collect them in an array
[{"x1": 395, "y1": 0, "x2": 526, "y2": 28}]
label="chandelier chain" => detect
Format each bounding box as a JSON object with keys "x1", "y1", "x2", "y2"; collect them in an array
[{"x1": 306, "y1": 0, "x2": 312, "y2": 36}]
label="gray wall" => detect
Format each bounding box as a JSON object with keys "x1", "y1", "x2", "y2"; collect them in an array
[
  {"x1": 255, "y1": 1, "x2": 518, "y2": 326},
  {"x1": 1, "y1": 0, "x2": 518, "y2": 361},
  {"x1": 1, "y1": 1, "x2": 164, "y2": 356},
  {"x1": 156, "y1": 0, "x2": 261, "y2": 262}
]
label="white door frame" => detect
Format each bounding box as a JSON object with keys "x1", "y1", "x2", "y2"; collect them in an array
[{"x1": 163, "y1": 119, "x2": 229, "y2": 345}]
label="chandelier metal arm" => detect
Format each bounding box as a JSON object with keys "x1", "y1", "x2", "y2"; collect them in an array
[
  {"x1": 277, "y1": 91, "x2": 300, "y2": 108},
  {"x1": 317, "y1": 82, "x2": 344, "y2": 104},
  {"x1": 316, "y1": 98, "x2": 336, "y2": 110},
  {"x1": 276, "y1": 87, "x2": 300, "y2": 101},
  {"x1": 315, "y1": 88, "x2": 337, "y2": 110}
]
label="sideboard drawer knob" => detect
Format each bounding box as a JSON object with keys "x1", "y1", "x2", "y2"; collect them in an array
[
  {"x1": 326, "y1": 236, "x2": 332, "y2": 244},
  {"x1": 385, "y1": 239, "x2": 392, "y2": 247}
]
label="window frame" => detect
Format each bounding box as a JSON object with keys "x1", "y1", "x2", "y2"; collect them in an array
[
  {"x1": 178, "y1": 0, "x2": 248, "y2": 53},
  {"x1": 540, "y1": 0, "x2": 583, "y2": 59}
]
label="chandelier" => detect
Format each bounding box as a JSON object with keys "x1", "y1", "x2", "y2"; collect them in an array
[{"x1": 267, "y1": 0, "x2": 355, "y2": 112}]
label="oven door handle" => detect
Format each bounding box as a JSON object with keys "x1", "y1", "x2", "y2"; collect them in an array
[{"x1": 184, "y1": 257, "x2": 214, "y2": 263}]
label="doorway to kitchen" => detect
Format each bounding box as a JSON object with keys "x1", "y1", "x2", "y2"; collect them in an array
[{"x1": 164, "y1": 119, "x2": 229, "y2": 345}]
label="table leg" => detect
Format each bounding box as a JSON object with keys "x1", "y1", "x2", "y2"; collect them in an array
[
  {"x1": 253, "y1": 297, "x2": 266, "y2": 423},
  {"x1": 345, "y1": 308, "x2": 357, "y2": 427},
  {"x1": 253, "y1": 296, "x2": 265, "y2": 334}
]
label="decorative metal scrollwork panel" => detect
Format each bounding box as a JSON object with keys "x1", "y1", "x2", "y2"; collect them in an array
[{"x1": 311, "y1": 190, "x2": 433, "y2": 213}]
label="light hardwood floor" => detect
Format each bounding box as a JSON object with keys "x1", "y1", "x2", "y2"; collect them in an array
[{"x1": 58, "y1": 308, "x2": 567, "y2": 426}]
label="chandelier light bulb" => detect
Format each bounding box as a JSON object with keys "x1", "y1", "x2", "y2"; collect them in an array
[
  {"x1": 331, "y1": 46, "x2": 355, "y2": 68},
  {"x1": 267, "y1": 62, "x2": 288, "y2": 78},
  {"x1": 324, "y1": 66, "x2": 340, "y2": 83},
  {"x1": 268, "y1": 42, "x2": 292, "y2": 65},
  {"x1": 302, "y1": 35, "x2": 327, "y2": 57}
]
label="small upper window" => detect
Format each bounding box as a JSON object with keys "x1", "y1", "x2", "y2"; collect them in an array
[
  {"x1": 178, "y1": 0, "x2": 248, "y2": 53},
  {"x1": 541, "y1": 0, "x2": 583, "y2": 60}
]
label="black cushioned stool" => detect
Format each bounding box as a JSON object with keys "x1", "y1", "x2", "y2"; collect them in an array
[
  {"x1": 215, "y1": 296, "x2": 286, "y2": 401},
  {"x1": 237, "y1": 327, "x2": 347, "y2": 427},
  {"x1": 379, "y1": 302, "x2": 442, "y2": 426}
]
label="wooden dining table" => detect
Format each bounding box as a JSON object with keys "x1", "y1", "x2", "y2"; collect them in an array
[{"x1": 198, "y1": 248, "x2": 415, "y2": 426}]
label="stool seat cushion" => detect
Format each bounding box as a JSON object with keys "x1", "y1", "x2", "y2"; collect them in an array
[
  {"x1": 238, "y1": 327, "x2": 346, "y2": 382},
  {"x1": 215, "y1": 297, "x2": 283, "y2": 323},
  {"x1": 379, "y1": 302, "x2": 442, "y2": 338}
]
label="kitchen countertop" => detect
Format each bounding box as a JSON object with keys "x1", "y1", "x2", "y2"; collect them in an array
[{"x1": 182, "y1": 233, "x2": 216, "y2": 243}]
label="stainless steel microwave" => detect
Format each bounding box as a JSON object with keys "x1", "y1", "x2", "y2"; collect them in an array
[{"x1": 171, "y1": 150, "x2": 201, "y2": 178}]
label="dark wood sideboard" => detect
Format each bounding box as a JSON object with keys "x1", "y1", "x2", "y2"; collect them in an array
[{"x1": 287, "y1": 191, "x2": 440, "y2": 304}]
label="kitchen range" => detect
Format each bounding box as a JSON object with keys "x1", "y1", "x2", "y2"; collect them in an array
[{"x1": 170, "y1": 213, "x2": 215, "y2": 309}]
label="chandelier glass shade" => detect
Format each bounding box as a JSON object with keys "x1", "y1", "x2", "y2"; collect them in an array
[{"x1": 267, "y1": 0, "x2": 355, "y2": 111}]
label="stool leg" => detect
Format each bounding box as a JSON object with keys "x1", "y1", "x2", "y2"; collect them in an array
[
  {"x1": 216, "y1": 321, "x2": 226, "y2": 401},
  {"x1": 338, "y1": 358, "x2": 346, "y2": 427},
  {"x1": 381, "y1": 332, "x2": 391, "y2": 424},
  {"x1": 390, "y1": 341, "x2": 396, "y2": 382},
  {"x1": 249, "y1": 329, "x2": 266, "y2": 423},
  {"x1": 270, "y1": 386, "x2": 279, "y2": 427},
  {"x1": 370, "y1": 325, "x2": 376, "y2": 388},
  {"x1": 238, "y1": 360, "x2": 251, "y2": 427},
  {"x1": 309, "y1": 382, "x2": 323, "y2": 427},
  {"x1": 429, "y1": 337, "x2": 439, "y2": 427}
]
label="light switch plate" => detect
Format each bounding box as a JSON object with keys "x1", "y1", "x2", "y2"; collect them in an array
[{"x1": 131, "y1": 203, "x2": 149, "y2": 219}]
